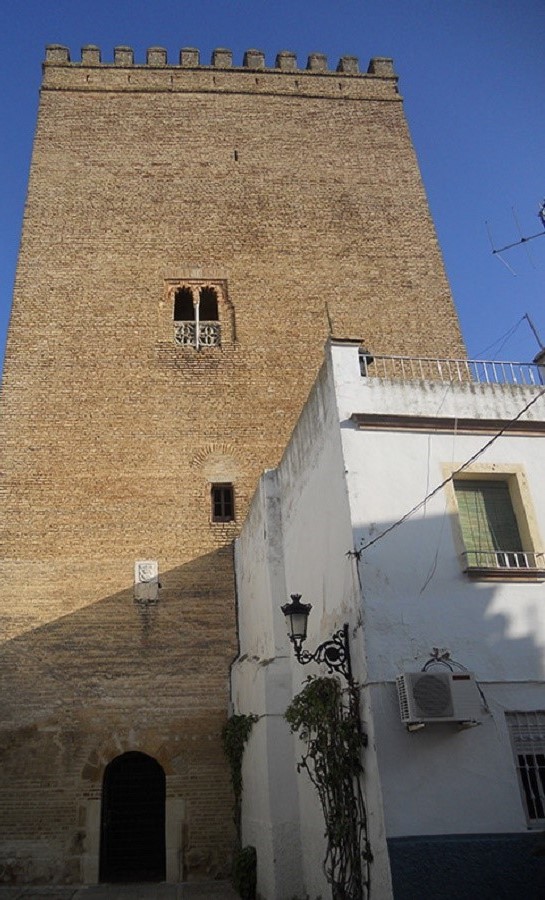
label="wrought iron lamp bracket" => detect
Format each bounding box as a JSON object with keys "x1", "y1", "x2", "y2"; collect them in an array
[{"x1": 289, "y1": 623, "x2": 353, "y2": 684}]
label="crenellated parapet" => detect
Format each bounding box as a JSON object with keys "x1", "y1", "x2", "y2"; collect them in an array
[
  {"x1": 45, "y1": 44, "x2": 395, "y2": 75},
  {"x1": 42, "y1": 45, "x2": 398, "y2": 99}
]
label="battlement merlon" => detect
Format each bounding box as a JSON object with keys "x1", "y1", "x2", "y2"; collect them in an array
[{"x1": 42, "y1": 45, "x2": 399, "y2": 100}]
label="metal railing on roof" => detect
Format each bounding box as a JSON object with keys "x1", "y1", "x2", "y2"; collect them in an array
[{"x1": 359, "y1": 353, "x2": 544, "y2": 386}]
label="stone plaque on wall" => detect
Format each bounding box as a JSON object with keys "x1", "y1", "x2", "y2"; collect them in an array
[{"x1": 134, "y1": 560, "x2": 159, "y2": 602}]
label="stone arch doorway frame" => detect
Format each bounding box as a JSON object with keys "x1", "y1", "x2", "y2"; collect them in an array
[
  {"x1": 81, "y1": 739, "x2": 186, "y2": 884},
  {"x1": 99, "y1": 751, "x2": 166, "y2": 883}
]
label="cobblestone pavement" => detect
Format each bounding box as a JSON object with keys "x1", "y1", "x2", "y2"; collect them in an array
[{"x1": 0, "y1": 882, "x2": 240, "y2": 899}]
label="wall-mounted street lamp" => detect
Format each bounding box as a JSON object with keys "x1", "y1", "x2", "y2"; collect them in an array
[{"x1": 281, "y1": 594, "x2": 353, "y2": 685}]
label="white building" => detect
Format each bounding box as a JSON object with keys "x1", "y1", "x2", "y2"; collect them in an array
[{"x1": 231, "y1": 339, "x2": 545, "y2": 899}]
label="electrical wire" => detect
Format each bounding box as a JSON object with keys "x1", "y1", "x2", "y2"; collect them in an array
[
  {"x1": 358, "y1": 386, "x2": 545, "y2": 554},
  {"x1": 420, "y1": 651, "x2": 491, "y2": 712},
  {"x1": 422, "y1": 653, "x2": 467, "y2": 672},
  {"x1": 472, "y1": 316, "x2": 525, "y2": 360}
]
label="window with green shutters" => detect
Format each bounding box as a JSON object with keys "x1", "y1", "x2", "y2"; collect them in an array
[{"x1": 454, "y1": 479, "x2": 527, "y2": 569}]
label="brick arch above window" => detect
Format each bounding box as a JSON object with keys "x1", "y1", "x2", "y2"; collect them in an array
[{"x1": 190, "y1": 443, "x2": 242, "y2": 481}]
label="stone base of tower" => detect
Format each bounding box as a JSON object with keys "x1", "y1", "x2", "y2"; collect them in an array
[{"x1": 0, "y1": 550, "x2": 238, "y2": 887}]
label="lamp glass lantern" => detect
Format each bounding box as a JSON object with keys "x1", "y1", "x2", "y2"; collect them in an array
[{"x1": 281, "y1": 593, "x2": 312, "y2": 649}]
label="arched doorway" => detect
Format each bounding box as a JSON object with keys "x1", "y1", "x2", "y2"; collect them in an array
[{"x1": 100, "y1": 751, "x2": 166, "y2": 882}]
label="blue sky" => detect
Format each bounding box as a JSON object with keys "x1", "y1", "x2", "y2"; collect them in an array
[{"x1": 1, "y1": 0, "x2": 544, "y2": 370}]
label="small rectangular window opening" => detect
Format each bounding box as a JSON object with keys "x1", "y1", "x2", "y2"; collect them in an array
[{"x1": 211, "y1": 484, "x2": 234, "y2": 522}]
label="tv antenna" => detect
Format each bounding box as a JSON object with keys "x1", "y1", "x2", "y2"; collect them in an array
[
  {"x1": 485, "y1": 201, "x2": 545, "y2": 360},
  {"x1": 486, "y1": 200, "x2": 545, "y2": 275},
  {"x1": 523, "y1": 312, "x2": 544, "y2": 352}
]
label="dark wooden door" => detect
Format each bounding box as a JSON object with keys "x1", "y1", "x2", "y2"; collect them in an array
[{"x1": 100, "y1": 752, "x2": 166, "y2": 882}]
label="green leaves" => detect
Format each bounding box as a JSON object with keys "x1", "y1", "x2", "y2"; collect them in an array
[
  {"x1": 285, "y1": 677, "x2": 370, "y2": 899},
  {"x1": 222, "y1": 714, "x2": 258, "y2": 798},
  {"x1": 222, "y1": 713, "x2": 258, "y2": 855}
]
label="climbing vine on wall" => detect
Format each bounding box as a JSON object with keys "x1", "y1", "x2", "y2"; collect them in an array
[
  {"x1": 285, "y1": 676, "x2": 371, "y2": 900},
  {"x1": 222, "y1": 713, "x2": 258, "y2": 847},
  {"x1": 222, "y1": 714, "x2": 258, "y2": 900}
]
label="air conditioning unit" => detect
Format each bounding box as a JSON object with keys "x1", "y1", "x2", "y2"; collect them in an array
[{"x1": 396, "y1": 671, "x2": 481, "y2": 726}]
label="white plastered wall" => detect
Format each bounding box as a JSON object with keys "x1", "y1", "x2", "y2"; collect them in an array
[
  {"x1": 232, "y1": 470, "x2": 305, "y2": 900},
  {"x1": 232, "y1": 339, "x2": 545, "y2": 896},
  {"x1": 331, "y1": 341, "x2": 545, "y2": 839},
  {"x1": 233, "y1": 347, "x2": 394, "y2": 899}
]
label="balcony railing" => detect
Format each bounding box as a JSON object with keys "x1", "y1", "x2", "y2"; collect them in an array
[
  {"x1": 174, "y1": 321, "x2": 221, "y2": 349},
  {"x1": 359, "y1": 354, "x2": 544, "y2": 386},
  {"x1": 462, "y1": 549, "x2": 545, "y2": 574}
]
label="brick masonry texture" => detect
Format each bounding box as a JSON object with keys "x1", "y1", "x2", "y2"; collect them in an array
[{"x1": 0, "y1": 48, "x2": 465, "y2": 885}]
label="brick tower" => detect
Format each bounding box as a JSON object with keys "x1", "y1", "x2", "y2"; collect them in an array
[{"x1": 0, "y1": 44, "x2": 464, "y2": 885}]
